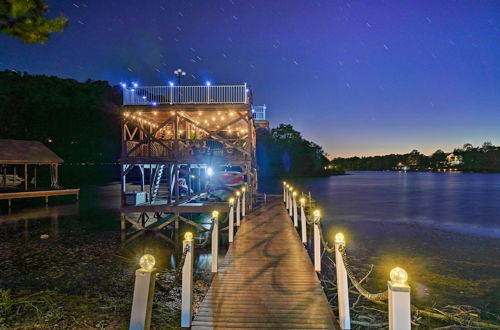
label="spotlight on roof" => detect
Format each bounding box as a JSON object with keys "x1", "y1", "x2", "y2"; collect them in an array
[
  {"x1": 132, "y1": 82, "x2": 139, "y2": 88},
  {"x1": 169, "y1": 81, "x2": 174, "y2": 86},
  {"x1": 120, "y1": 82, "x2": 127, "y2": 88},
  {"x1": 206, "y1": 81, "x2": 211, "y2": 86}
]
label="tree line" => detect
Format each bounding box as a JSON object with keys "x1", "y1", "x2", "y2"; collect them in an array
[{"x1": 332, "y1": 143, "x2": 500, "y2": 172}]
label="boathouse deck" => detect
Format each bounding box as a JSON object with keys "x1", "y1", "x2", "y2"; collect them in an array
[{"x1": 192, "y1": 196, "x2": 338, "y2": 329}]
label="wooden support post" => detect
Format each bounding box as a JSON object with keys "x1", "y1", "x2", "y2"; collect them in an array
[
  {"x1": 236, "y1": 191, "x2": 241, "y2": 226},
  {"x1": 313, "y1": 210, "x2": 321, "y2": 272},
  {"x1": 120, "y1": 213, "x2": 126, "y2": 242},
  {"x1": 388, "y1": 268, "x2": 411, "y2": 330},
  {"x1": 129, "y1": 256, "x2": 157, "y2": 330},
  {"x1": 33, "y1": 166, "x2": 37, "y2": 188},
  {"x1": 211, "y1": 211, "x2": 219, "y2": 273},
  {"x1": 8, "y1": 199, "x2": 11, "y2": 209},
  {"x1": 181, "y1": 234, "x2": 194, "y2": 328},
  {"x1": 24, "y1": 164, "x2": 28, "y2": 191},
  {"x1": 228, "y1": 198, "x2": 235, "y2": 243},
  {"x1": 292, "y1": 192, "x2": 298, "y2": 227},
  {"x1": 300, "y1": 198, "x2": 307, "y2": 244},
  {"x1": 45, "y1": 196, "x2": 49, "y2": 204},
  {"x1": 335, "y1": 233, "x2": 350, "y2": 329}
]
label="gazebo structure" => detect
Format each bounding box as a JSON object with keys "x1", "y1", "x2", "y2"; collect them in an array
[{"x1": 0, "y1": 139, "x2": 79, "y2": 208}]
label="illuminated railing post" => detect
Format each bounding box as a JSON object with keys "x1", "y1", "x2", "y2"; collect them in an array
[
  {"x1": 388, "y1": 267, "x2": 411, "y2": 330},
  {"x1": 129, "y1": 254, "x2": 157, "y2": 330},
  {"x1": 288, "y1": 187, "x2": 294, "y2": 217},
  {"x1": 181, "y1": 232, "x2": 194, "y2": 327},
  {"x1": 236, "y1": 191, "x2": 241, "y2": 226},
  {"x1": 211, "y1": 211, "x2": 219, "y2": 273},
  {"x1": 285, "y1": 184, "x2": 290, "y2": 209},
  {"x1": 335, "y1": 233, "x2": 351, "y2": 329},
  {"x1": 242, "y1": 186, "x2": 246, "y2": 217},
  {"x1": 283, "y1": 181, "x2": 287, "y2": 203},
  {"x1": 292, "y1": 191, "x2": 298, "y2": 227},
  {"x1": 300, "y1": 197, "x2": 307, "y2": 244},
  {"x1": 313, "y1": 210, "x2": 321, "y2": 272},
  {"x1": 228, "y1": 198, "x2": 235, "y2": 243}
]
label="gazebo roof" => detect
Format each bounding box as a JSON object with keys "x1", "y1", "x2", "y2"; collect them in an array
[{"x1": 0, "y1": 139, "x2": 63, "y2": 164}]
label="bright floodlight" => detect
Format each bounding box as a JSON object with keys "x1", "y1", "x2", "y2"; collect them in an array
[
  {"x1": 139, "y1": 254, "x2": 156, "y2": 271},
  {"x1": 212, "y1": 210, "x2": 219, "y2": 218},
  {"x1": 206, "y1": 81, "x2": 211, "y2": 86},
  {"x1": 169, "y1": 81, "x2": 174, "y2": 86},
  {"x1": 142, "y1": 96, "x2": 146, "y2": 99},
  {"x1": 120, "y1": 82, "x2": 127, "y2": 88},
  {"x1": 313, "y1": 209, "x2": 321, "y2": 218},
  {"x1": 152, "y1": 102, "x2": 157, "y2": 106},
  {"x1": 207, "y1": 167, "x2": 214, "y2": 176},
  {"x1": 335, "y1": 233, "x2": 345, "y2": 244},
  {"x1": 184, "y1": 232, "x2": 193, "y2": 241},
  {"x1": 390, "y1": 267, "x2": 408, "y2": 285},
  {"x1": 132, "y1": 82, "x2": 139, "y2": 88}
]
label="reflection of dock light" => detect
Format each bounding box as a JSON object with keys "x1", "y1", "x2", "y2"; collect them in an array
[
  {"x1": 207, "y1": 167, "x2": 214, "y2": 176},
  {"x1": 139, "y1": 254, "x2": 156, "y2": 271},
  {"x1": 335, "y1": 233, "x2": 345, "y2": 244},
  {"x1": 184, "y1": 232, "x2": 193, "y2": 241},
  {"x1": 390, "y1": 267, "x2": 408, "y2": 285}
]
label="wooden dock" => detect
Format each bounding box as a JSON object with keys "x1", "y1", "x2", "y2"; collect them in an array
[
  {"x1": 192, "y1": 196, "x2": 338, "y2": 329},
  {"x1": 0, "y1": 189, "x2": 80, "y2": 207}
]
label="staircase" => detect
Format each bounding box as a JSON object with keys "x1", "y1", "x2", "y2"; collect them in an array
[{"x1": 151, "y1": 165, "x2": 168, "y2": 202}]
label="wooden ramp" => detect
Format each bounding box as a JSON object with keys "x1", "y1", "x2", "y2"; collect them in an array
[{"x1": 192, "y1": 197, "x2": 338, "y2": 329}]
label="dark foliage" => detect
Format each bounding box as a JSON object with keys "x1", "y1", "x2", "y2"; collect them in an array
[
  {"x1": 333, "y1": 143, "x2": 500, "y2": 172},
  {"x1": 0, "y1": 70, "x2": 122, "y2": 162},
  {"x1": 256, "y1": 124, "x2": 333, "y2": 176}
]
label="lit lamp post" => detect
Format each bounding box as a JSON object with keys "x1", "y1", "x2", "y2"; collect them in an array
[
  {"x1": 236, "y1": 191, "x2": 241, "y2": 226},
  {"x1": 292, "y1": 191, "x2": 298, "y2": 227},
  {"x1": 300, "y1": 197, "x2": 307, "y2": 244},
  {"x1": 241, "y1": 186, "x2": 246, "y2": 217},
  {"x1": 335, "y1": 233, "x2": 350, "y2": 329},
  {"x1": 228, "y1": 198, "x2": 235, "y2": 242},
  {"x1": 130, "y1": 254, "x2": 157, "y2": 330},
  {"x1": 313, "y1": 210, "x2": 321, "y2": 272},
  {"x1": 283, "y1": 181, "x2": 287, "y2": 203},
  {"x1": 285, "y1": 184, "x2": 290, "y2": 209},
  {"x1": 211, "y1": 211, "x2": 219, "y2": 273},
  {"x1": 388, "y1": 267, "x2": 411, "y2": 330},
  {"x1": 181, "y1": 232, "x2": 194, "y2": 328},
  {"x1": 288, "y1": 187, "x2": 294, "y2": 217},
  {"x1": 174, "y1": 68, "x2": 186, "y2": 85}
]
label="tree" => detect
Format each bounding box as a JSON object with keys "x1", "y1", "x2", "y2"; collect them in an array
[{"x1": 0, "y1": 0, "x2": 67, "y2": 43}]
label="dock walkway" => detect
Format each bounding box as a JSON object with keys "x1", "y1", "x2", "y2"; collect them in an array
[{"x1": 192, "y1": 197, "x2": 338, "y2": 329}]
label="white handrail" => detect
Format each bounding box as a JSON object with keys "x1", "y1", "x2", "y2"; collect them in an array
[{"x1": 123, "y1": 84, "x2": 249, "y2": 105}]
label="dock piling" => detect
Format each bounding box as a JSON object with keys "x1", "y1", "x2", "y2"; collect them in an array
[
  {"x1": 292, "y1": 191, "x2": 298, "y2": 227},
  {"x1": 300, "y1": 197, "x2": 307, "y2": 243},
  {"x1": 229, "y1": 198, "x2": 235, "y2": 243},
  {"x1": 388, "y1": 267, "x2": 411, "y2": 330},
  {"x1": 129, "y1": 254, "x2": 157, "y2": 330},
  {"x1": 181, "y1": 233, "x2": 194, "y2": 328},
  {"x1": 236, "y1": 191, "x2": 241, "y2": 226},
  {"x1": 335, "y1": 233, "x2": 351, "y2": 329},
  {"x1": 211, "y1": 211, "x2": 219, "y2": 273},
  {"x1": 313, "y1": 210, "x2": 321, "y2": 272}
]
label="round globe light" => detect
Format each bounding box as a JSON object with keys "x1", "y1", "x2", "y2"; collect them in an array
[
  {"x1": 300, "y1": 197, "x2": 306, "y2": 205},
  {"x1": 184, "y1": 232, "x2": 193, "y2": 241},
  {"x1": 236, "y1": 191, "x2": 240, "y2": 196},
  {"x1": 139, "y1": 254, "x2": 156, "y2": 271},
  {"x1": 242, "y1": 187, "x2": 246, "y2": 192},
  {"x1": 229, "y1": 197, "x2": 235, "y2": 205},
  {"x1": 212, "y1": 210, "x2": 219, "y2": 218},
  {"x1": 335, "y1": 233, "x2": 345, "y2": 244},
  {"x1": 390, "y1": 267, "x2": 408, "y2": 285},
  {"x1": 313, "y1": 209, "x2": 321, "y2": 218},
  {"x1": 293, "y1": 191, "x2": 297, "y2": 197},
  {"x1": 283, "y1": 181, "x2": 287, "y2": 185}
]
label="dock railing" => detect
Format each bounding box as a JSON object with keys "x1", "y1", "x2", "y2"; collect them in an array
[
  {"x1": 123, "y1": 84, "x2": 249, "y2": 105},
  {"x1": 252, "y1": 105, "x2": 266, "y2": 121}
]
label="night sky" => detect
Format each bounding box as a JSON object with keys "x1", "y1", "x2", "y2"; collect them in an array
[{"x1": 1, "y1": 0, "x2": 499, "y2": 157}]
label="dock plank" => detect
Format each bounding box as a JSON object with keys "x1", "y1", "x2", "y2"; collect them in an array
[{"x1": 192, "y1": 197, "x2": 338, "y2": 329}]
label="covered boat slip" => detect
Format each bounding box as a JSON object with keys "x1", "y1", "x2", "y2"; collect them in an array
[{"x1": 0, "y1": 139, "x2": 79, "y2": 207}]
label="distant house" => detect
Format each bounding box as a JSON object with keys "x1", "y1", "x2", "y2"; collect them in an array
[{"x1": 446, "y1": 153, "x2": 463, "y2": 166}]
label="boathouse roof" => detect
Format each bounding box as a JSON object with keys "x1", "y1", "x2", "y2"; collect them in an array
[{"x1": 0, "y1": 139, "x2": 63, "y2": 164}]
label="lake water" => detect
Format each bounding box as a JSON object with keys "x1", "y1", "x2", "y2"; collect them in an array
[
  {"x1": 1, "y1": 170, "x2": 499, "y2": 322},
  {"x1": 261, "y1": 171, "x2": 500, "y2": 238}
]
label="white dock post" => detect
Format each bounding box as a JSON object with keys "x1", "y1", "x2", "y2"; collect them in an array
[
  {"x1": 288, "y1": 187, "x2": 294, "y2": 217},
  {"x1": 181, "y1": 232, "x2": 194, "y2": 328},
  {"x1": 335, "y1": 233, "x2": 351, "y2": 329},
  {"x1": 285, "y1": 184, "x2": 290, "y2": 209},
  {"x1": 300, "y1": 197, "x2": 307, "y2": 244},
  {"x1": 211, "y1": 211, "x2": 219, "y2": 273},
  {"x1": 236, "y1": 191, "x2": 241, "y2": 226},
  {"x1": 129, "y1": 254, "x2": 157, "y2": 330},
  {"x1": 313, "y1": 210, "x2": 321, "y2": 272},
  {"x1": 229, "y1": 198, "x2": 235, "y2": 243},
  {"x1": 283, "y1": 181, "x2": 287, "y2": 203},
  {"x1": 388, "y1": 267, "x2": 411, "y2": 330},
  {"x1": 242, "y1": 186, "x2": 246, "y2": 217},
  {"x1": 292, "y1": 191, "x2": 298, "y2": 227}
]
